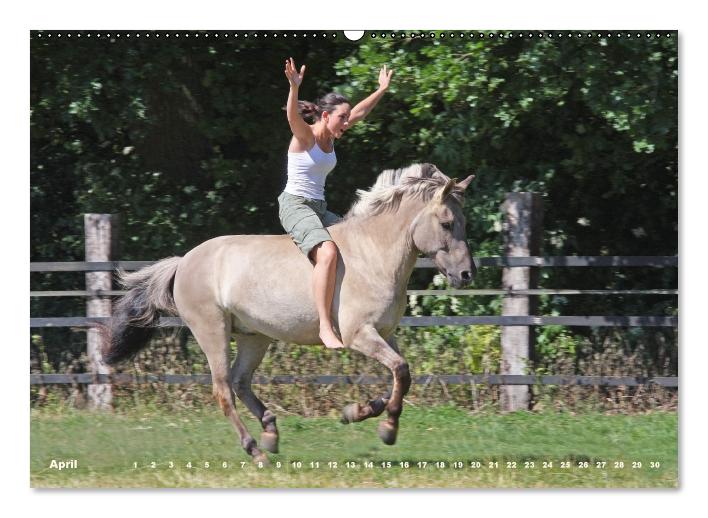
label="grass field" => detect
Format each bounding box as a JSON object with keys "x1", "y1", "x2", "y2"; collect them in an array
[{"x1": 31, "y1": 405, "x2": 677, "y2": 488}]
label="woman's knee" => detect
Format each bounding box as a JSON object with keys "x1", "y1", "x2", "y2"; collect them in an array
[{"x1": 311, "y1": 241, "x2": 338, "y2": 264}]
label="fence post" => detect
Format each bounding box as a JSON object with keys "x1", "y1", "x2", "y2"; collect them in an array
[
  {"x1": 500, "y1": 193, "x2": 542, "y2": 411},
  {"x1": 85, "y1": 214, "x2": 118, "y2": 410}
]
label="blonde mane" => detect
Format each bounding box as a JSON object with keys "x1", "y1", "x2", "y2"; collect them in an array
[{"x1": 345, "y1": 163, "x2": 463, "y2": 219}]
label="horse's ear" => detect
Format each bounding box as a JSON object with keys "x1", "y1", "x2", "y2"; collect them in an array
[
  {"x1": 457, "y1": 174, "x2": 476, "y2": 191},
  {"x1": 435, "y1": 178, "x2": 457, "y2": 204}
]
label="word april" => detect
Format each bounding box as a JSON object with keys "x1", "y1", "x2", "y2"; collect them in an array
[{"x1": 49, "y1": 459, "x2": 78, "y2": 470}]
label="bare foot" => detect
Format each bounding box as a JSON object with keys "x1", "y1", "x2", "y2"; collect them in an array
[{"x1": 320, "y1": 326, "x2": 344, "y2": 349}]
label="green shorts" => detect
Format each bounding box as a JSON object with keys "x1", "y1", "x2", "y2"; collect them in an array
[{"x1": 278, "y1": 191, "x2": 342, "y2": 258}]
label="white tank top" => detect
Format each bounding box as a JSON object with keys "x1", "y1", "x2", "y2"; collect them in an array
[{"x1": 284, "y1": 142, "x2": 337, "y2": 200}]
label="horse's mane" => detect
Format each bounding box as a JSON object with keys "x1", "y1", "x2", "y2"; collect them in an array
[{"x1": 344, "y1": 163, "x2": 463, "y2": 219}]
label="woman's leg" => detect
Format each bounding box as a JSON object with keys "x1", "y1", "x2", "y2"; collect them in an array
[{"x1": 309, "y1": 241, "x2": 344, "y2": 349}]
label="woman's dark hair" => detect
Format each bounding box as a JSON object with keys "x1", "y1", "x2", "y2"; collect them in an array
[{"x1": 298, "y1": 93, "x2": 351, "y2": 123}]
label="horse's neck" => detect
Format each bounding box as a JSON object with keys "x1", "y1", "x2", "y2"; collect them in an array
[{"x1": 340, "y1": 198, "x2": 422, "y2": 286}]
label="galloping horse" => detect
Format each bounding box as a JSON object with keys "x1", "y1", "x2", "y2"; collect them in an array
[{"x1": 103, "y1": 163, "x2": 475, "y2": 463}]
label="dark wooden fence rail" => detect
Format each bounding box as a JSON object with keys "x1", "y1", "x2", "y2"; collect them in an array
[
  {"x1": 29, "y1": 315, "x2": 678, "y2": 328},
  {"x1": 29, "y1": 373, "x2": 679, "y2": 388},
  {"x1": 30, "y1": 255, "x2": 679, "y2": 272}
]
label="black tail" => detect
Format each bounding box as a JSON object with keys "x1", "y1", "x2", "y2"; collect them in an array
[{"x1": 102, "y1": 257, "x2": 181, "y2": 365}]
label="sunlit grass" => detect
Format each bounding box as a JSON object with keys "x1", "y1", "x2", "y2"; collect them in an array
[{"x1": 31, "y1": 405, "x2": 677, "y2": 488}]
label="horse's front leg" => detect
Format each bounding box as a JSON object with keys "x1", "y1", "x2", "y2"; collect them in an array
[
  {"x1": 344, "y1": 326, "x2": 411, "y2": 445},
  {"x1": 341, "y1": 393, "x2": 390, "y2": 424},
  {"x1": 341, "y1": 335, "x2": 399, "y2": 423}
]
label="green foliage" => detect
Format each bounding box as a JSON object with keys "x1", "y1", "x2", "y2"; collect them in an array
[
  {"x1": 335, "y1": 34, "x2": 677, "y2": 253},
  {"x1": 31, "y1": 33, "x2": 677, "y2": 260},
  {"x1": 534, "y1": 326, "x2": 579, "y2": 374},
  {"x1": 403, "y1": 274, "x2": 502, "y2": 374}
]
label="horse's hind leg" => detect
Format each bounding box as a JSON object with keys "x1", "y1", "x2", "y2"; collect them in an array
[
  {"x1": 343, "y1": 327, "x2": 410, "y2": 446},
  {"x1": 186, "y1": 311, "x2": 267, "y2": 463},
  {"x1": 231, "y1": 333, "x2": 279, "y2": 453}
]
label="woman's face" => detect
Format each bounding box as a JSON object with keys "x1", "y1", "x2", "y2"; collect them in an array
[{"x1": 324, "y1": 103, "x2": 351, "y2": 139}]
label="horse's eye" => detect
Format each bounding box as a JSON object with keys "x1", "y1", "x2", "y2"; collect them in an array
[{"x1": 441, "y1": 222, "x2": 453, "y2": 231}]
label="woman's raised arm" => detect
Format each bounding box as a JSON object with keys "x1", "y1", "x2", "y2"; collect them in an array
[
  {"x1": 348, "y1": 65, "x2": 394, "y2": 126},
  {"x1": 284, "y1": 57, "x2": 312, "y2": 141}
]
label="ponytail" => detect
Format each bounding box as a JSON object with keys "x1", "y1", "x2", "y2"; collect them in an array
[
  {"x1": 294, "y1": 93, "x2": 351, "y2": 124},
  {"x1": 297, "y1": 100, "x2": 321, "y2": 124}
]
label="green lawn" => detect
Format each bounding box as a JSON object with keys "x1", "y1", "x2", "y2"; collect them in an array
[{"x1": 31, "y1": 405, "x2": 677, "y2": 488}]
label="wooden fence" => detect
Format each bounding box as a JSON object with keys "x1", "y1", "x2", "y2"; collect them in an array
[
  {"x1": 30, "y1": 257, "x2": 678, "y2": 379},
  {"x1": 30, "y1": 203, "x2": 679, "y2": 410}
]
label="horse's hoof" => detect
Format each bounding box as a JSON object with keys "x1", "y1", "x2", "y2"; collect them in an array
[
  {"x1": 253, "y1": 451, "x2": 270, "y2": 466},
  {"x1": 377, "y1": 421, "x2": 398, "y2": 445},
  {"x1": 341, "y1": 403, "x2": 361, "y2": 424},
  {"x1": 370, "y1": 397, "x2": 388, "y2": 416},
  {"x1": 260, "y1": 431, "x2": 279, "y2": 453}
]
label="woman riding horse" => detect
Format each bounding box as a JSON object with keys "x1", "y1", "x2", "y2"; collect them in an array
[{"x1": 280, "y1": 58, "x2": 393, "y2": 350}]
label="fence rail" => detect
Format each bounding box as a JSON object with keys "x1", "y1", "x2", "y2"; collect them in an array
[
  {"x1": 29, "y1": 373, "x2": 679, "y2": 388},
  {"x1": 31, "y1": 288, "x2": 678, "y2": 298},
  {"x1": 30, "y1": 256, "x2": 679, "y2": 273},
  {"x1": 30, "y1": 315, "x2": 678, "y2": 328}
]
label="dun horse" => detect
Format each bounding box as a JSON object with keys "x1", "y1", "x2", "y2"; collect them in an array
[{"x1": 103, "y1": 163, "x2": 475, "y2": 463}]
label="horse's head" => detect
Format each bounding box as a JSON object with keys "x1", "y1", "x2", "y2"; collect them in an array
[{"x1": 410, "y1": 174, "x2": 476, "y2": 288}]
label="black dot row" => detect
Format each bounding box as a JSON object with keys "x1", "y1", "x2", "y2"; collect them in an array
[
  {"x1": 32, "y1": 32, "x2": 339, "y2": 39},
  {"x1": 371, "y1": 32, "x2": 673, "y2": 39},
  {"x1": 31, "y1": 31, "x2": 674, "y2": 40}
]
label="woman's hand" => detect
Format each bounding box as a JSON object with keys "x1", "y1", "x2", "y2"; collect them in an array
[
  {"x1": 348, "y1": 65, "x2": 394, "y2": 126},
  {"x1": 285, "y1": 57, "x2": 306, "y2": 88},
  {"x1": 377, "y1": 64, "x2": 393, "y2": 91}
]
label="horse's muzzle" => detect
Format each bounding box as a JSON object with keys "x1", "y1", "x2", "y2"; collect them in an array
[
  {"x1": 446, "y1": 269, "x2": 474, "y2": 289},
  {"x1": 432, "y1": 241, "x2": 476, "y2": 288},
  {"x1": 435, "y1": 253, "x2": 476, "y2": 288}
]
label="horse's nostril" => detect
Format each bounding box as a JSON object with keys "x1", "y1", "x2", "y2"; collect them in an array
[{"x1": 461, "y1": 270, "x2": 472, "y2": 281}]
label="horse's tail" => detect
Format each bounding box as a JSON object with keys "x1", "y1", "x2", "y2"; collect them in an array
[{"x1": 102, "y1": 256, "x2": 182, "y2": 365}]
